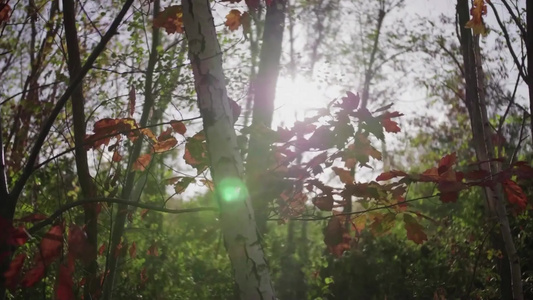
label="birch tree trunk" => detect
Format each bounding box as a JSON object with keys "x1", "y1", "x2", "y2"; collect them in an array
[{"x1": 181, "y1": 1, "x2": 276, "y2": 299}]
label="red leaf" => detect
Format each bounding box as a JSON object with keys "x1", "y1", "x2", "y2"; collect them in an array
[
  {"x1": 21, "y1": 261, "x2": 45, "y2": 287},
  {"x1": 335, "y1": 91, "x2": 360, "y2": 111},
  {"x1": 40, "y1": 225, "x2": 63, "y2": 265},
  {"x1": 128, "y1": 86, "x2": 136, "y2": 116},
  {"x1": 112, "y1": 150, "x2": 122, "y2": 162},
  {"x1": 68, "y1": 225, "x2": 94, "y2": 264},
  {"x1": 133, "y1": 153, "x2": 152, "y2": 171},
  {"x1": 332, "y1": 167, "x2": 354, "y2": 184},
  {"x1": 157, "y1": 127, "x2": 173, "y2": 142},
  {"x1": 4, "y1": 254, "x2": 25, "y2": 290},
  {"x1": 153, "y1": 5, "x2": 184, "y2": 34},
  {"x1": 323, "y1": 217, "x2": 344, "y2": 247},
  {"x1": 404, "y1": 214, "x2": 427, "y2": 244},
  {"x1": 15, "y1": 213, "x2": 48, "y2": 223},
  {"x1": 147, "y1": 243, "x2": 159, "y2": 256},
  {"x1": 0, "y1": 4, "x2": 11, "y2": 23},
  {"x1": 152, "y1": 137, "x2": 177, "y2": 153},
  {"x1": 312, "y1": 195, "x2": 334, "y2": 211},
  {"x1": 503, "y1": 180, "x2": 527, "y2": 211},
  {"x1": 438, "y1": 152, "x2": 456, "y2": 175},
  {"x1": 376, "y1": 170, "x2": 407, "y2": 181},
  {"x1": 129, "y1": 242, "x2": 137, "y2": 259},
  {"x1": 98, "y1": 243, "x2": 106, "y2": 256},
  {"x1": 464, "y1": 169, "x2": 490, "y2": 180},
  {"x1": 382, "y1": 118, "x2": 401, "y2": 133},
  {"x1": 170, "y1": 120, "x2": 187, "y2": 135},
  {"x1": 55, "y1": 259, "x2": 75, "y2": 300},
  {"x1": 140, "y1": 267, "x2": 148, "y2": 284},
  {"x1": 140, "y1": 209, "x2": 149, "y2": 220}
]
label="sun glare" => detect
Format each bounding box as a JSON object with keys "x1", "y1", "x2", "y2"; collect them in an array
[{"x1": 272, "y1": 76, "x2": 335, "y2": 127}]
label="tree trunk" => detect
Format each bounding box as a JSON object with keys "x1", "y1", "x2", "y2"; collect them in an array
[
  {"x1": 62, "y1": 0, "x2": 99, "y2": 297},
  {"x1": 527, "y1": 0, "x2": 533, "y2": 144},
  {"x1": 246, "y1": 0, "x2": 286, "y2": 236},
  {"x1": 457, "y1": 1, "x2": 523, "y2": 299},
  {"x1": 101, "y1": 2, "x2": 161, "y2": 299},
  {"x1": 181, "y1": 1, "x2": 276, "y2": 299}
]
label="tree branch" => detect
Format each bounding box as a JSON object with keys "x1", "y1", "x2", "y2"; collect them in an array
[
  {"x1": 27, "y1": 197, "x2": 217, "y2": 235},
  {"x1": 9, "y1": 0, "x2": 136, "y2": 215}
]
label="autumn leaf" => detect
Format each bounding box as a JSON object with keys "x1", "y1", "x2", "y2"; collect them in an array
[
  {"x1": 158, "y1": 127, "x2": 174, "y2": 142},
  {"x1": 465, "y1": 0, "x2": 488, "y2": 35},
  {"x1": 170, "y1": 120, "x2": 187, "y2": 135},
  {"x1": 403, "y1": 214, "x2": 427, "y2": 244},
  {"x1": 68, "y1": 225, "x2": 95, "y2": 264},
  {"x1": 140, "y1": 128, "x2": 157, "y2": 143},
  {"x1": 312, "y1": 195, "x2": 334, "y2": 211},
  {"x1": 351, "y1": 215, "x2": 367, "y2": 234},
  {"x1": 323, "y1": 217, "x2": 344, "y2": 247},
  {"x1": 153, "y1": 137, "x2": 177, "y2": 153},
  {"x1": 140, "y1": 209, "x2": 149, "y2": 220},
  {"x1": 21, "y1": 261, "x2": 45, "y2": 287},
  {"x1": 376, "y1": 170, "x2": 407, "y2": 181},
  {"x1": 503, "y1": 179, "x2": 527, "y2": 211},
  {"x1": 128, "y1": 86, "x2": 135, "y2": 116},
  {"x1": 15, "y1": 213, "x2": 48, "y2": 223},
  {"x1": 55, "y1": 259, "x2": 75, "y2": 300},
  {"x1": 98, "y1": 243, "x2": 106, "y2": 256},
  {"x1": 40, "y1": 225, "x2": 63, "y2": 265},
  {"x1": 154, "y1": 5, "x2": 183, "y2": 34},
  {"x1": 464, "y1": 169, "x2": 490, "y2": 180},
  {"x1": 438, "y1": 152, "x2": 456, "y2": 175},
  {"x1": 225, "y1": 9, "x2": 242, "y2": 31},
  {"x1": 332, "y1": 167, "x2": 354, "y2": 184},
  {"x1": 4, "y1": 254, "x2": 25, "y2": 290},
  {"x1": 174, "y1": 177, "x2": 194, "y2": 194},
  {"x1": 112, "y1": 150, "x2": 122, "y2": 162},
  {"x1": 335, "y1": 91, "x2": 360, "y2": 111},
  {"x1": 370, "y1": 213, "x2": 396, "y2": 237},
  {"x1": 147, "y1": 242, "x2": 159, "y2": 256},
  {"x1": 129, "y1": 242, "x2": 137, "y2": 259},
  {"x1": 133, "y1": 153, "x2": 152, "y2": 171},
  {"x1": 0, "y1": 3, "x2": 11, "y2": 23},
  {"x1": 382, "y1": 118, "x2": 401, "y2": 133}
]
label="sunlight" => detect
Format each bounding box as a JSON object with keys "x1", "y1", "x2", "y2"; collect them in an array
[{"x1": 272, "y1": 76, "x2": 334, "y2": 127}]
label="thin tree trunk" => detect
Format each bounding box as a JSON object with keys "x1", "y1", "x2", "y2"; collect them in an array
[
  {"x1": 457, "y1": 1, "x2": 522, "y2": 299},
  {"x1": 101, "y1": 1, "x2": 160, "y2": 298},
  {"x1": 527, "y1": 0, "x2": 533, "y2": 144},
  {"x1": 182, "y1": 1, "x2": 276, "y2": 299},
  {"x1": 62, "y1": 0, "x2": 98, "y2": 297},
  {"x1": 246, "y1": 0, "x2": 286, "y2": 236}
]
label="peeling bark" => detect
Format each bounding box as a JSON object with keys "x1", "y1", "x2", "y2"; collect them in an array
[{"x1": 182, "y1": 1, "x2": 276, "y2": 299}]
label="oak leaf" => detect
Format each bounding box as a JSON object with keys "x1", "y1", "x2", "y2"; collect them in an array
[
  {"x1": 133, "y1": 153, "x2": 152, "y2": 171},
  {"x1": 153, "y1": 137, "x2": 177, "y2": 153},
  {"x1": 403, "y1": 214, "x2": 427, "y2": 244},
  {"x1": 503, "y1": 179, "x2": 527, "y2": 211},
  {"x1": 153, "y1": 5, "x2": 183, "y2": 34},
  {"x1": 170, "y1": 120, "x2": 187, "y2": 135},
  {"x1": 225, "y1": 10, "x2": 242, "y2": 31},
  {"x1": 465, "y1": 0, "x2": 488, "y2": 35}
]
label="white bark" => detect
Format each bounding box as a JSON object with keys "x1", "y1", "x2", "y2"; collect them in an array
[{"x1": 181, "y1": 1, "x2": 276, "y2": 299}]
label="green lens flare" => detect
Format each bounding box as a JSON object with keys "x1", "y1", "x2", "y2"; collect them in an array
[{"x1": 218, "y1": 177, "x2": 248, "y2": 203}]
